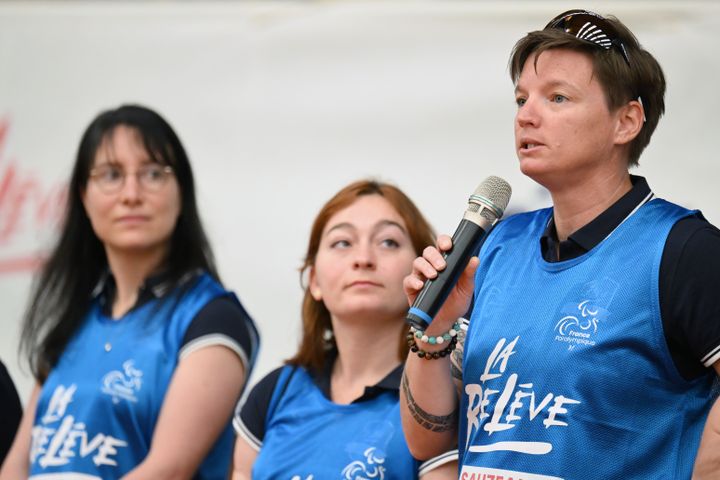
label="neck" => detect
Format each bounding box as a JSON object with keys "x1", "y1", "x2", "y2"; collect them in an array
[
  {"x1": 105, "y1": 246, "x2": 167, "y2": 318},
  {"x1": 329, "y1": 313, "x2": 405, "y2": 405},
  {"x1": 550, "y1": 170, "x2": 632, "y2": 242}
]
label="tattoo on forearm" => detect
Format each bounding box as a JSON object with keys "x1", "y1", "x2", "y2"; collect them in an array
[
  {"x1": 450, "y1": 360, "x2": 463, "y2": 381},
  {"x1": 402, "y1": 371, "x2": 458, "y2": 432},
  {"x1": 450, "y1": 326, "x2": 465, "y2": 381}
]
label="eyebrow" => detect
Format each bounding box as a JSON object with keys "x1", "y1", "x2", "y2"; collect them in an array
[
  {"x1": 325, "y1": 219, "x2": 407, "y2": 235},
  {"x1": 92, "y1": 159, "x2": 157, "y2": 167},
  {"x1": 545, "y1": 79, "x2": 579, "y2": 91},
  {"x1": 94, "y1": 139, "x2": 155, "y2": 167},
  {"x1": 92, "y1": 154, "x2": 162, "y2": 170},
  {"x1": 516, "y1": 78, "x2": 583, "y2": 95}
]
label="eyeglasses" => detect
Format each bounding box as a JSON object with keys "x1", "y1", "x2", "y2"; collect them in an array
[
  {"x1": 89, "y1": 163, "x2": 174, "y2": 194},
  {"x1": 544, "y1": 9, "x2": 631, "y2": 66}
]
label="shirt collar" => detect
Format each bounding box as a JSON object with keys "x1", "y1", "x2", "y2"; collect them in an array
[
  {"x1": 310, "y1": 349, "x2": 404, "y2": 403},
  {"x1": 541, "y1": 175, "x2": 653, "y2": 262},
  {"x1": 91, "y1": 268, "x2": 180, "y2": 316}
]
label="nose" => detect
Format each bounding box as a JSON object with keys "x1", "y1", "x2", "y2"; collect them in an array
[
  {"x1": 516, "y1": 96, "x2": 540, "y2": 128},
  {"x1": 353, "y1": 242, "x2": 376, "y2": 270},
  {"x1": 119, "y1": 173, "x2": 142, "y2": 205}
]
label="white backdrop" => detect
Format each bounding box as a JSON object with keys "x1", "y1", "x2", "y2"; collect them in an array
[{"x1": 1, "y1": 0, "x2": 718, "y2": 402}]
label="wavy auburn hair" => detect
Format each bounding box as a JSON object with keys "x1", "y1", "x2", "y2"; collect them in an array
[{"x1": 287, "y1": 179, "x2": 435, "y2": 371}]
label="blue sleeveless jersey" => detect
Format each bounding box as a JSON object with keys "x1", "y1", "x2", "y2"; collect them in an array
[
  {"x1": 29, "y1": 273, "x2": 241, "y2": 479},
  {"x1": 252, "y1": 365, "x2": 420, "y2": 479},
  {"x1": 459, "y1": 199, "x2": 717, "y2": 480}
]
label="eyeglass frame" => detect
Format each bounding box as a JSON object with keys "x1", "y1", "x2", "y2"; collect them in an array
[
  {"x1": 88, "y1": 163, "x2": 175, "y2": 194},
  {"x1": 544, "y1": 9, "x2": 631, "y2": 67}
]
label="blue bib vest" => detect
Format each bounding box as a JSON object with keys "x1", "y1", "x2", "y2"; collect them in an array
[
  {"x1": 29, "y1": 273, "x2": 239, "y2": 479},
  {"x1": 459, "y1": 199, "x2": 717, "y2": 480},
  {"x1": 252, "y1": 365, "x2": 420, "y2": 479}
]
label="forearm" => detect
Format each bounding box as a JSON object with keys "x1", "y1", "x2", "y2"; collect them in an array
[
  {"x1": 400, "y1": 345, "x2": 459, "y2": 460},
  {"x1": 123, "y1": 347, "x2": 245, "y2": 480},
  {"x1": 400, "y1": 241, "x2": 477, "y2": 460},
  {"x1": 693, "y1": 396, "x2": 720, "y2": 479},
  {"x1": 0, "y1": 451, "x2": 29, "y2": 480},
  {"x1": 122, "y1": 459, "x2": 191, "y2": 480},
  {"x1": 231, "y1": 469, "x2": 252, "y2": 480},
  {"x1": 230, "y1": 436, "x2": 257, "y2": 480}
]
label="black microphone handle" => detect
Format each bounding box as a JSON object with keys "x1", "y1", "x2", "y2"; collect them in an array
[{"x1": 406, "y1": 219, "x2": 487, "y2": 330}]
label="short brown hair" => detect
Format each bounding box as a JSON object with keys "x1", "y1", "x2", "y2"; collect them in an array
[
  {"x1": 287, "y1": 179, "x2": 435, "y2": 371},
  {"x1": 509, "y1": 14, "x2": 665, "y2": 166}
]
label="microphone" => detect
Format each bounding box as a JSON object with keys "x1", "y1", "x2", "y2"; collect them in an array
[{"x1": 406, "y1": 176, "x2": 512, "y2": 330}]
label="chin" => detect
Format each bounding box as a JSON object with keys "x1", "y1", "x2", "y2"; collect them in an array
[
  {"x1": 105, "y1": 237, "x2": 170, "y2": 255},
  {"x1": 339, "y1": 303, "x2": 406, "y2": 322},
  {"x1": 519, "y1": 159, "x2": 555, "y2": 188}
]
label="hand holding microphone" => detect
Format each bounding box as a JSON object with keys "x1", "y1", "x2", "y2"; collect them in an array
[{"x1": 404, "y1": 176, "x2": 512, "y2": 331}]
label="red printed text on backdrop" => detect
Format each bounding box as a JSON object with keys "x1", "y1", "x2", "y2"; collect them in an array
[{"x1": 0, "y1": 117, "x2": 67, "y2": 274}]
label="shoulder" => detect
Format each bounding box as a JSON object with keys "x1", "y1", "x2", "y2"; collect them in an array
[
  {"x1": 662, "y1": 214, "x2": 720, "y2": 281},
  {"x1": 234, "y1": 366, "x2": 290, "y2": 450},
  {"x1": 180, "y1": 281, "x2": 259, "y2": 374},
  {"x1": 659, "y1": 213, "x2": 720, "y2": 378},
  {"x1": 665, "y1": 214, "x2": 719, "y2": 253},
  {"x1": 247, "y1": 366, "x2": 288, "y2": 406}
]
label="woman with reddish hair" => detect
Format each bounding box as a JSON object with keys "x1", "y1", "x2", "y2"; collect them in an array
[{"x1": 231, "y1": 179, "x2": 457, "y2": 479}]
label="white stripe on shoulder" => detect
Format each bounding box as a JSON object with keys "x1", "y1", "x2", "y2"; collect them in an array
[
  {"x1": 604, "y1": 191, "x2": 655, "y2": 242},
  {"x1": 418, "y1": 449, "x2": 459, "y2": 476},
  {"x1": 179, "y1": 333, "x2": 249, "y2": 370},
  {"x1": 233, "y1": 416, "x2": 262, "y2": 452},
  {"x1": 702, "y1": 344, "x2": 720, "y2": 368}
]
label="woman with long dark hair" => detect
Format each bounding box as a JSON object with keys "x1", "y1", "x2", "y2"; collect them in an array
[
  {"x1": 0, "y1": 104, "x2": 259, "y2": 479},
  {"x1": 231, "y1": 180, "x2": 457, "y2": 479}
]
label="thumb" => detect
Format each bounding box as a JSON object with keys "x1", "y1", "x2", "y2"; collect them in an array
[{"x1": 456, "y1": 256, "x2": 479, "y2": 300}]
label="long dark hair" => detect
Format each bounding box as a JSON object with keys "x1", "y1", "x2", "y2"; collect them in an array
[
  {"x1": 20, "y1": 104, "x2": 218, "y2": 382},
  {"x1": 287, "y1": 179, "x2": 435, "y2": 371}
]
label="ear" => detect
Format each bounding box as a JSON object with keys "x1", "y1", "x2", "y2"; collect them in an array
[
  {"x1": 308, "y1": 267, "x2": 322, "y2": 301},
  {"x1": 614, "y1": 99, "x2": 645, "y2": 146}
]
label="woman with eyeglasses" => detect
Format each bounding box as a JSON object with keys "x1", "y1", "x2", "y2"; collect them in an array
[
  {"x1": 0, "y1": 104, "x2": 259, "y2": 479},
  {"x1": 231, "y1": 180, "x2": 457, "y2": 479}
]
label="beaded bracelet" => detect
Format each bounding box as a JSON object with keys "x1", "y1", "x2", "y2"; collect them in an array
[
  {"x1": 410, "y1": 321, "x2": 461, "y2": 346},
  {"x1": 407, "y1": 333, "x2": 457, "y2": 360}
]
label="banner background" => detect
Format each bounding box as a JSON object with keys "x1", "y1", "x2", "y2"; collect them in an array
[{"x1": 1, "y1": 1, "x2": 718, "y2": 401}]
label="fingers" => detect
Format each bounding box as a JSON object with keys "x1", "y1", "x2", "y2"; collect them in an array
[
  {"x1": 403, "y1": 273, "x2": 424, "y2": 302},
  {"x1": 436, "y1": 234, "x2": 453, "y2": 253},
  {"x1": 456, "y1": 256, "x2": 480, "y2": 299},
  {"x1": 403, "y1": 235, "x2": 453, "y2": 303},
  {"x1": 403, "y1": 257, "x2": 430, "y2": 296},
  {"x1": 422, "y1": 246, "x2": 445, "y2": 273}
]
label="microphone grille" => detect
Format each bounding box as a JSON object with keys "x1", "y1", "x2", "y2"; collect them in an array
[{"x1": 468, "y1": 176, "x2": 512, "y2": 220}]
